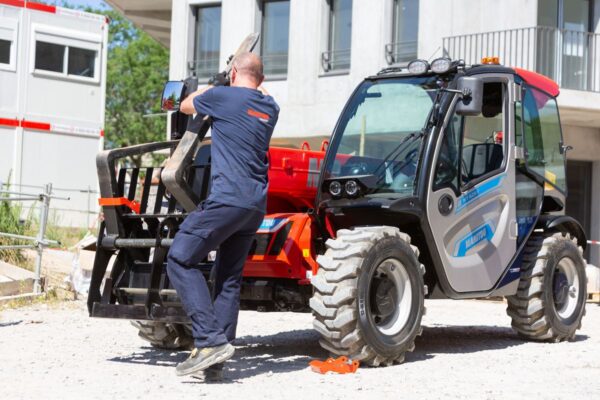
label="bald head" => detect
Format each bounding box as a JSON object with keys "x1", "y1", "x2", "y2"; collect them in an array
[{"x1": 231, "y1": 52, "x2": 264, "y2": 88}]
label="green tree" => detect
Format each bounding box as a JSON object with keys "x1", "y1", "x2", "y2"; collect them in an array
[
  {"x1": 103, "y1": 11, "x2": 169, "y2": 164},
  {"x1": 78, "y1": 6, "x2": 169, "y2": 166}
]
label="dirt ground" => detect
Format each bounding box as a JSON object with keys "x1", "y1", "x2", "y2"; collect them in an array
[{"x1": 1, "y1": 299, "x2": 599, "y2": 400}]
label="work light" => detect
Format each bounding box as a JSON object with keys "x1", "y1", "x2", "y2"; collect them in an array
[
  {"x1": 329, "y1": 181, "x2": 342, "y2": 197},
  {"x1": 407, "y1": 59, "x2": 429, "y2": 74},
  {"x1": 344, "y1": 180, "x2": 359, "y2": 197},
  {"x1": 431, "y1": 57, "x2": 452, "y2": 74}
]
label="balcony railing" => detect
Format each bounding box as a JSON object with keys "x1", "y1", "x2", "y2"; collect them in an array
[
  {"x1": 443, "y1": 26, "x2": 600, "y2": 92},
  {"x1": 385, "y1": 40, "x2": 418, "y2": 65},
  {"x1": 262, "y1": 53, "x2": 288, "y2": 76},
  {"x1": 321, "y1": 49, "x2": 351, "y2": 72},
  {"x1": 187, "y1": 57, "x2": 220, "y2": 80}
]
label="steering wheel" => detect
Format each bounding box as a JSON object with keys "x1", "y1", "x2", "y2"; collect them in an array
[{"x1": 435, "y1": 152, "x2": 457, "y2": 186}]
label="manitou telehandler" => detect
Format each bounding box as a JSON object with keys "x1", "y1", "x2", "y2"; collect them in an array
[{"x1": 89, "y1": 35, "x2": 588, "y2": 366}]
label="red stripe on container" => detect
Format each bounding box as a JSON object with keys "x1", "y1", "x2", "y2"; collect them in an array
[
  {"x1": 0, "y1": 0, "x2": 25, "y2": 7},
  {"x1": 21, "y1": 120, "x2": 51, "y2": 131},
  {"x1": 100, "y1": 129, "x2": 104, "y2": 137},
  {"x1": 0, "y1": 118, "x2": 20, "y2": 127},
  {"x1": 25, "y1": 1, "x2": 56, "y2": 13}
]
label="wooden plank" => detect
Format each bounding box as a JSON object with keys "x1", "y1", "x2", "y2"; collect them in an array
[
  {"x1": 0, "y1": 261, "x2": 35, "y2": 280},
  {"x1": 0, "y1": 278, "x2": 34, "y2": 297},
  {"x1": 587, "y1": 293, "x2": 600, "y2": 302}
]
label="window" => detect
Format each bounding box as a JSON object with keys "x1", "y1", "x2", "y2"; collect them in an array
[
  {"x1": 322, "y1": 0, "x2": 352, "y2": 72},
  {"x1": 0, "y1": 19, "x2": 17, "y2": 71},
  {"x1": 435, "y1": 82, "x2": 506, "y2": 191},
  {"x1": 192, "y1": 5, "x2": 222, "y2": 79},
  {"x1": 260, "y1": 0, "x2": 290, "y2": 76},
  {"x1": 0, "y1": 39, "x2": 10, "y2": 65},
  {"x1": 35, "y1": 41, "x2": 65, "y2": 73},
  {"x1": 521, "y1": 85, "x2": 566, "y2": 191},
  {"x1": 386, "y1": 0, "x2": 419, "y2": 64},
  {"x1": 32, "y1": 28, "x2": 101, "y2": 82}
]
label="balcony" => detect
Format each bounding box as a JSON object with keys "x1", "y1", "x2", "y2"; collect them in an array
[
  {"x1": 187, "y1": 57, "x2": 220, "y2": 80},
  {"x1": 443, "y1": 26, "x2": 600, "y2": 92},
  {"x1": 262, "y1": 53, "x2": 288, "y2": 77},
  {"x1": 385, "y1": 40, "x2": 418, "y2": 65},
  {"x1": 321, "y1": 49, "x2": 351, "y2": 73}
]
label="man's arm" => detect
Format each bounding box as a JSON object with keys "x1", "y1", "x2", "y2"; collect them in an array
[
  {"x1": 257, "y1": 86, "x2": 269, "y2": 96},
  {"x1": 180, "y1": 85, "x2": 214, "y2": 115}
]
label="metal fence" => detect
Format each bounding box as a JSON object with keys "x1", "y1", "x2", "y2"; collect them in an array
[
  {"x1": 443, "y1": 26, "x2": 600, "y2": 92},
  {"x1": 0, "y1": 184, "x2": 69, "y2": 293},
  {"x1": 1, "y1": 182, "x2": 99, "y2": 229}
]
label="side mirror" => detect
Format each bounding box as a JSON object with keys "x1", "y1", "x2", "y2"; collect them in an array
[
  {"x1": 456, "y1": 77, "x2": 483, "y2": 116},
  {"x1": 161, "y1": 81, "x2": 186, "y2": 111}
]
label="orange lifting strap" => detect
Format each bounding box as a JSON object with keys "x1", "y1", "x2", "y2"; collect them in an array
[
  {"x1": 98, "y1": 197, "x2": 141, "y2": 214},
  {"x1": 309, "y1": 356, "x2": 360, "y2": 374}
]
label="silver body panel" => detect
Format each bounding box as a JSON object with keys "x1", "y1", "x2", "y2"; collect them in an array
[{"x1": 426, "y1": 74, "x2": 518, "y2": 293}]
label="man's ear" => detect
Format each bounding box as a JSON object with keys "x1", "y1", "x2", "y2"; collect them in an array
[{"x1": 230, "y1": 68, "x2": 236, "y2": 85}]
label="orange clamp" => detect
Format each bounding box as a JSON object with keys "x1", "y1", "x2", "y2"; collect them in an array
[
  {"x1": 309, "y1": 356, "x2": 359, "y2": 374},
  {"x1": 98, "y1": 197, "x2": 141, "y2": 214}
]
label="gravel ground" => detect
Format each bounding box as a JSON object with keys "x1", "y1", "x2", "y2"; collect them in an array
[{"x1": 1, "y1": 299, "x2": 599, "y2": 400}]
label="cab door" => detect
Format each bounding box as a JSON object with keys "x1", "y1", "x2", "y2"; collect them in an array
[{"x1": 426, "y1": 77, "x2": 518, "y2": 293}]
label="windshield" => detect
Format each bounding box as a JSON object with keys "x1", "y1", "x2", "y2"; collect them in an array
[{"x1": 324, "y1": 76, "x2": 440, "y2": 197}]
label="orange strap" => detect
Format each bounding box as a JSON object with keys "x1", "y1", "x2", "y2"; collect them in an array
[
  {"x1": 309, "y1": 356, "x2": 359, "y2": 374},
  {"x1": 98, "y1": 197, "x2": 141, "y2": 214}
]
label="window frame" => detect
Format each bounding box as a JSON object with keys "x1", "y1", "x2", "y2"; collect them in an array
[
  {"x1": 29, "y1": 24, "x2": 102, "y2": 84},
  {"x1": 518, "y1": 83, "x2": 568, "y2": 195},
  {"x1": 0, "y1": 17, "x2": 18, "y2": 72},
  {"x1": 321, "y1": 0, "x2": 352, "y2": 74},
  {"x1": 387, "y1": 0, "x2": 419, "y2": 65},
  {"x1": 434, "y1": 79, "x2": 510, "y2": 196},
  {"x1": 259, "y1": 0, "x2": 290, "y2": 79},
  {"x1": 192, "y1": 3, "x2": 222, "y2": 81}
]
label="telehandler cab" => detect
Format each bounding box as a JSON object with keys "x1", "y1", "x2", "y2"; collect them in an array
[{"x1": 89, "y1": 42, "x2": 588, "y2": 366}]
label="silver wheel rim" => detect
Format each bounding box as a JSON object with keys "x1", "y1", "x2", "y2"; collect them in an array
[
  {"x1": 371, "y1": 258, "x2": 413, "y2": 336},
  {"x1": 554, "y1": 257, "x2": 580, "y2": 319}
]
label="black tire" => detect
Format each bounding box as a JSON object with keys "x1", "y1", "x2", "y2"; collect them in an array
[
  {"x1": 506, "y1": 232, "x2": 587, "y2": 341},
  {"x1": 310, "y1": 226, "x2": 426, "y2": 367},
  {"x1": 131, "y1": 321, "x2": 193, "y2": 350}
]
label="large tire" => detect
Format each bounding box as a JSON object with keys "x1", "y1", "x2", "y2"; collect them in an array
[
  {"x1": 131, "y1": 321, "x2": 193, "y2": 350},
  {"x1": 506, "y1": 232, "x2": 587, "y2": 341},
  {"x1": 310, "y1": 226, "x2": 426, "y2": 367}
]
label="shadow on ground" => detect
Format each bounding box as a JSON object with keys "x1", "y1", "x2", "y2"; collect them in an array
[{"x1": 107, "y1": 324, "x2": 589, "y2": 382}]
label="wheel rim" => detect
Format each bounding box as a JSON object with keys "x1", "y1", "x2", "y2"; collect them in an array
[
  {"x1": 369, "y1": 258, "x2": 412, "y2": 336},
  {"x1": 552, "y1": 257, "x2": 580, "y2": 320}
]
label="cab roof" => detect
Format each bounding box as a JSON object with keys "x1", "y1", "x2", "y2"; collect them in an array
[{"x1": 374, "y1": 63, "x2": 560, "y2": 98}]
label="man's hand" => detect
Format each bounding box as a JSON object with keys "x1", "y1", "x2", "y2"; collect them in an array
[
  {"x1": 208, "y1": 71, "x2": 230, "y2": 87},
  {"x1": 180, "y1": 85, "x2": 214, "y2": 115}
]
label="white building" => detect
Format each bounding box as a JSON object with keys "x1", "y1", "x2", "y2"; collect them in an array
[
  {"x1": 109, "y1": 0, "x2": 600, "y2": 265},
  {"x1": 0, "y1": 1, "x2": 108, "y2": 227}
]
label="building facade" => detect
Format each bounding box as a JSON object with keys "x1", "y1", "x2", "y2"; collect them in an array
[
  {"x1": 0, "y1": 1, "x2": 108, "y2": 227},
  {"x1": 112, "y1": 0, "x2": 600, "y2": 265}
]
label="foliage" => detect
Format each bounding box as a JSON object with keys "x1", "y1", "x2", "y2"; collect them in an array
[
  {"x1": 0, "y1": 182, "x2": 32, "y2": 266},
  {"x1": 85, "y1": 6, "x2": 170, "y2": 166}
]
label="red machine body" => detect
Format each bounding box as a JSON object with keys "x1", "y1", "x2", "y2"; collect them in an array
[{"x1": 242, "y1": 141, "x2": 328, "y2": 281}]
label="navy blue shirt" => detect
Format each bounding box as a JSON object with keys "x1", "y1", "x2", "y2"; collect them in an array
[{"x1": 193, "y1": 86, "x2": 279, "y2": 212}]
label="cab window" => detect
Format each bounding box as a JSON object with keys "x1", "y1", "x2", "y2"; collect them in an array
[
  {"x1": 521, "y1": 86, "x2": 566, "y2": 191},
  {"x1": 434, "y1": 81, "x2": 506, "y2": 192}
]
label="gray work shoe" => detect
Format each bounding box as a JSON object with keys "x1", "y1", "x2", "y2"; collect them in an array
[{"x1": 175, "y1": 343, "x2": 234, "y2": 377}]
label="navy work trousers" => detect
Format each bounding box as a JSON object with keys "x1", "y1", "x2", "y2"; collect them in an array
[{"x1": 166, "y1": 200, "x2": 263, "y2": 348}]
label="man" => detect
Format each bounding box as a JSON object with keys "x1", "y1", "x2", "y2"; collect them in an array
[{"x1": 167, "y1": 52, "x2": 279, "y2": 376}]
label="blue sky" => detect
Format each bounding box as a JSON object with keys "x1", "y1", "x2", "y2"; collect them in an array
[{"x1": 44, "y1": 0, "x2": 111, "y2": 9}]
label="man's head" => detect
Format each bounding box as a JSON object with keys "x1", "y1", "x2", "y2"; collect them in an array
[{"x1": 230, "y1": 52, "x2": 264, "y2": 89}]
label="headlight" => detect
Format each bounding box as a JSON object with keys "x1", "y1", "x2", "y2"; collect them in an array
[
  {"x1": 407, "y1": 59, "x2": 429, "y2": 75},
  {"x1": 329, "y1": 181, "x2": 342, "y2": 197},
  {"x1": 344, "y1": 180, "x2": 359, "y2": 197},
  {"x1": 431, "y1": 57, "x2": 452, "y2": 74}
]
